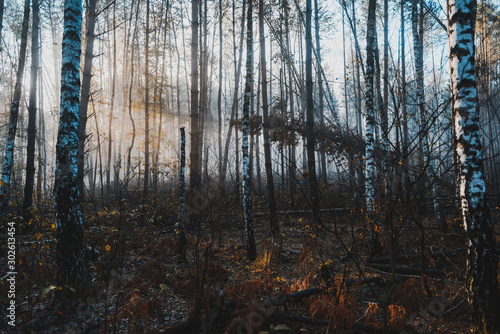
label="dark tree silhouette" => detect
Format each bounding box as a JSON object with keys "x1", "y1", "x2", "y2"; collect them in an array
[
  {"x1": 0, "y1": 0, "x2": 30, "y2": 216},
  {"x1": 23, "y1": 0, "x2": 40, "y2": 213}
]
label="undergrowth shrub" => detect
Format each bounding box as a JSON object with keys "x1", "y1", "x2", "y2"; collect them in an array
[
  {"x1": 388, "y1": 304, "x2": 407, "y2": 330},
  {"x1": 289, "y1": 272, "x2": 314, "y2": 293},
  {"x1": 308, "y1": 277, "x2": 358, "y2": 333}
]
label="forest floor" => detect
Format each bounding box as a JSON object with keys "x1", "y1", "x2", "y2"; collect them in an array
[{"x1": 1, "y1": 190, "x2": 498, "y2": 333}]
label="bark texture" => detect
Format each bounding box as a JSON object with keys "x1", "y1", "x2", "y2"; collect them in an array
[
  {"x1": 448, "y1": 0, "x2": 500, "y2": 331},
  {"x1": 242, "y1": 0, "x2": 256, "y2": 261},
  {"x1": 54, "y1": 0, "x2": 92, "y2": 297}
]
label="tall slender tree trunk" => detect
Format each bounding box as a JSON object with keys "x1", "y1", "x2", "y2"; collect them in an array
[
  {"x1": 144, "y1": 0, "x2": 151, "y2": 198},
  {"x1": 314, "y1": 0, "x2": 327, "y2": 186},
  {"x1": 181, "y1": 4, "x2": 191, "y2": 114},
  {"x1": 221, "y1": 0, "x2": 246, "y2": 183},
  {"x1": 401, "y1": 0, "x2": 409, "y2": 192},
  {"x1": 284, "y1": 0, "x2": 295, "y2": 203},
  {"x1": 412, "y1": 0, "x2": 425, "y2": 199},
  {"x1": 0, "y1": 0, "x2": 30, "y2": 216},
  {"x1": 106, "y1": 2, "x2": 117, "y2": 195},
  {"x1": 23, "y1": 0, "x2": 40, "y2": 213},
  {"x1": 198, "y1": 0, "x2": 209, "y2": 186},
  {"x1": 342, "y1": 0, "x2": 348, "y2": 127},
  {"x1": 190, "y1": 0, "x2": 201, "y2": 190},
  {"x1": 448, "y1": 0, "x2": 500, "y2": 331},
  {"x1": 365, "y1": 0, "x2": 382, "y2": 255},
  {"x1": 154, "y1": 2, "x2": 169, "y2": 195},
  {"x1": 177, "y1": 127, "x2": 187, "y2": 257},
  {"x1": 259, "y1": 0, "x2": 279, "y2": 238},
  {"x1": 352, "y1": 0, "x2": 362, "y2": 136},
  {"x1": 54, "y1": 0, "x2": 92, "y2": 297},
  {"x1": 78, "y1": 0, "x2": 97, "y2": 202},
  {"x1": 218, "y1": 0, "x2": 223, "y2": 181},
  {"x1": 382, "y1": 0, "x2": 390, "y2": 195},
  {"x1": 126, "y1": 1, "x2": 140, "y2": 178},
  {"x1": 305, "y1": 0, "x2": 320, "y2": 225},
  {"x1": 0, "y1": 0, "x2": 4, "y2": 53},
  {"x1": 37, "y1": 40, "x2": 47, "y2": 200},
  {"x1": 242, "y1": 0, "x2": 256, "y2": 261},
  {"x1": 172, "y1": 15, "x2": 182, "y2": 138},
  {"x1": 412, "y1": 0, "x2": 443, "y2": 226},
  {"x1": 256, "y1": 68, "x2": 262, "y2": 195}
]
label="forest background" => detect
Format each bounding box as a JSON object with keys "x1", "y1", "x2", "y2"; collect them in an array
[{"x1": 0, "y1": 0, "x2": 500, "y2": 332}]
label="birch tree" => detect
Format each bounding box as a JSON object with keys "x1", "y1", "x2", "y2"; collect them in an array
[
  {"x1": 54, "y1": 0, "x2": 92, "y2": 296},
  {"x1": 448, "y1": 0, "x2": 500, "y2": 331},
  {"x1": 365, "y1": 0, "x2": 382, "y2": 254}
]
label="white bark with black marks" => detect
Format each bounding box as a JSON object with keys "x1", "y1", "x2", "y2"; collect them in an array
[
  {"x1": 54, "y1": 0, "x2": 92, "y2": 296},
  {"x1": 448, "y1": 0, "x2": 500, "y2": 331}
]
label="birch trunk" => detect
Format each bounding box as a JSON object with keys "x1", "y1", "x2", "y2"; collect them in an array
[
  {"x1": 54, "y1": 0, "x2": 92, "y2": 297},
  {"x1": 365, "y1": 0, "x2": 382, "y2": 254},
  {"x1": 448, "y1": 0, "x2": 500, "y2": 330}
]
